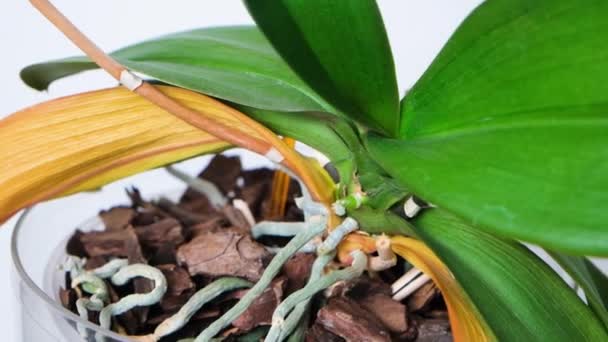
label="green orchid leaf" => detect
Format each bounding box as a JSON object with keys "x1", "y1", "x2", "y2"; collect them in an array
[
  {"x1": 367, "y1": 118, "x2": 608, "y2": 255},
  {"x1": 414, "y1": 209, "x2": 608, "y2": 340},
  {"x1": 20, "y1": 56, "x2": 97, "y2": 91},
  {"x1": 349, "y1": 205, "x2": 416, "y2": 237},
  {"x1": 20, "y1": 26, "x2": 334, "y2": 114},
  {"x1": 234, "y1": 104, "x2": 355, "y2": 187},
  {"x1": 244, "y1": 0, "x2": 400, "y2": 137},
  {"x1": 368, "y1": 0, "x2": 608, "y2": 255},
  {"x1": 357, "y1": 172, "x2": 407, "y2": 211},
  {"x1": 549, "y1": 252, "x2": 608, "y2": 328},
  {"x1": 400, "y1": 0, "x2": 608, "y2": 138},
  {"x1": 238, "y1": 103, "x2": 407, "y2": 207}
]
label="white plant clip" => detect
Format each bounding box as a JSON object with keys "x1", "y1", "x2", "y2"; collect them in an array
[
  {"x1": 403, "y1": 196, "x2": 422, "y2": 218},
  {"x1": 391, "y1": 267, "x2": 432, "y2": 301},
  {"x1": 119, "y1": 69, "x2": 143, "y2": 91}
]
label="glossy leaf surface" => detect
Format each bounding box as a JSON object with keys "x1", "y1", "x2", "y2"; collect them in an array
[
  {"x1": 369, "y1": 0, "x2": 608, "y2": 255},
  {"x1": 368, "y1": 121, "x2": 608, "y2": 255},
  {"x1": 21, "y1": 26, "x2": 334, "y2": 113},
  {"x1": 413, "y1": 209, "x2": 607, "y2": 341},
  {"x1": 245, "y1": 0, "x2": 400, "y2": 136},
  {"x1": 400, "y1": 0, "x2": 608, "y2": 138}
]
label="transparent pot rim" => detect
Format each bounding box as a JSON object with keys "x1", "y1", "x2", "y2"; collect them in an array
[{"x1": 11, "y1": 207, "x2": 132, "y2": 342}]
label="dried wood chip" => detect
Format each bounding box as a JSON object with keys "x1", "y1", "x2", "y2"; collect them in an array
[
  {"x1": 188, "y1": 215, "x2": 227, "y2": 237},
  {"x1": 316, "y1": 297, "x2": 391, "y2": 342},
  {"x1": 157, "y1": 198, "x2": 208, "y2": 226},
  {"x1": 148, "y1": 243, "x2": 178, "y2": 266},
  {"x1": 176, "y1": 228, "x2": 270, "y2": 281},
  {"x1": 327, "y1": 275, "x2": 392, "y2": 299},
  {"x1": 282, "y1": 253, "x2": 316, "y2": 294},
  {"x1": 426, "y1": 310, "x2": 449, "y2": 319},
  {"x1": 66, "y1": 230, "x2": 86, "y2": 257},
  {"x1": 126, "y1": 227, "x2": 153, "y2": 326},
  {"x1": 238, "y1": 181, "x2": 268, "y2": 220},
  {"x1": 221, "y1": 205, "x2": 251, "y2": 232},
  {"x1": 80, "y1": 229, "x2": 135, "y2": 257},
  {"x1": 126, "y1": 188, "x2": 171, "y2": 225},
  {"x1": 239, "y1": 168, "x2": 274, "y2": 221},
  {"x1": 407, "y1": 282, "x2": 440, "y2": 313},
  {"x1": 59, "y1": 288, "x2": 77, "y2": 310},
  {"x1": 134, "y1": 218, "x2": 185, "y2": 250},
  {"x1": 85, "y1": 256, "x2": 109, "y2": 270},
  {"x1": 181, "y1": 155, "x2": 242, "y2": 203},
  {"x1": 147, "y1": 307, "x2": 222, "y2": 325},
  {"x1": 232, "y1": 277, "x2": 286, "y2": 332},
  {"x1": 99, "y1": 207, "x2": 135, "y2": 231},
  {"x1": 157, "y1": 264, "x2": 195, "y2": 296},
  {"x1": 199, "y1": 155, "x2": 242, "y2": 195},
  {"x1": 360, "y1": 293, "x2": 408, "y2": 333},
  {"x1": 284, "y1": 202, "x2": 305, "y2": 222},
  {"x1": 240, "y1": 168, "x2": 274, "y2": 187},
  {"x1": 108, "y1": 280, "x2": 140, "y2": 334},
  {"x1": 158, "y1": 293, "x2": 191, "y2": 313},
  {"x1": 415, "y1": 318, "x2": 452, "y2": 342},
  {"x1": 396, "y1": 324, "x2": 419, "y2": 341},
  {"x1": 306, "y1": 323, "x2": 345, "y2": 342},
  {"x1": 347, "y1": 275, "x2": 393, "y2": 298},
  {"x1": 178, "y1": 196, "x2": 215, "y2": 216}
]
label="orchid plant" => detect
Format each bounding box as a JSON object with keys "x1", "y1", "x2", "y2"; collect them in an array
[{"x1": 2, "y1": 0, "x2": 608, "y2": 341}]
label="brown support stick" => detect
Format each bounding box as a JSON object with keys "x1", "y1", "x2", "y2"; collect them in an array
[{"x1": 28, "y1": 0, "x2": 329, "y2": 202}]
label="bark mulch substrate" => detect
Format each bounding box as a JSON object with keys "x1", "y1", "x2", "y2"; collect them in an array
[{"x1": 60, "y1": 155, "x2": 453, "y2": 342}]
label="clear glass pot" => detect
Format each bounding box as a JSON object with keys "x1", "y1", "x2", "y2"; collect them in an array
[
  {"x1": 11, "y1": 188, "x2": 140, "y2": 341},
  {"x1": 10, "y1": 152, "x2": 273, "y2": 341}
]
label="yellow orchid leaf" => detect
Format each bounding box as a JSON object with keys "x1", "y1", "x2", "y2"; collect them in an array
[
  {"x1": 391, "y1": 236, "x2": 494, "y2": 342},
  {"x1": 301, "y1": 155, "x2": 335, "y2": 204},
  {"x1": 0, "y1": 85, "x2": 273, "y2": 222},
  {"x1": 338, "y1": 233, "x2": 493, "y2": 341}
]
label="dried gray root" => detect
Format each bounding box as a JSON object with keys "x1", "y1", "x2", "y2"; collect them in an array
[
  {"x1": 264, "y1": 251, "x2": 335, "y2": 341},
  {"x1": 317, "y1": 217, "x2": 358, "y2": 255},
  {"x1": 166, "y1": 165, "x2": 227, "y2": 208},
  {"x1": 133, "y1": 277, "x2": 253, "y2": 342},
  {"x1": 193, "y1": 170, "x2": 342, "y2": 341},
  {"x1": 76, "y1": 163, "x2": 393, "y2": 341},
  {"x1": 194, "y1": 215, "x2": 328, "y2": 341},
  {"x1": 72, "y1": 273, "x2": 108, "y2": 338},
  {"x1": 252, "y1": 221, "x2": 308, "y2": 239},
  {"x1": 265, "y1": 250, "x2": 368, "y2": 342},
  {"x1": 99, "y1": 264, "x2": 167, "y2": 331},
  {"x1": 69, "y1": 257, "x2": 125, "y2": 338}
]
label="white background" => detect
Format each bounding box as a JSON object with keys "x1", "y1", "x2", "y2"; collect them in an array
[{"x1": 0, "y1": 0, "x2": 490, "y2": 340}]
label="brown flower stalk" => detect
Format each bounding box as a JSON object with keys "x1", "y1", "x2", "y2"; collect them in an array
[{"x1": 28, "y1": 0, "x2": 330, "y2": 203}]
